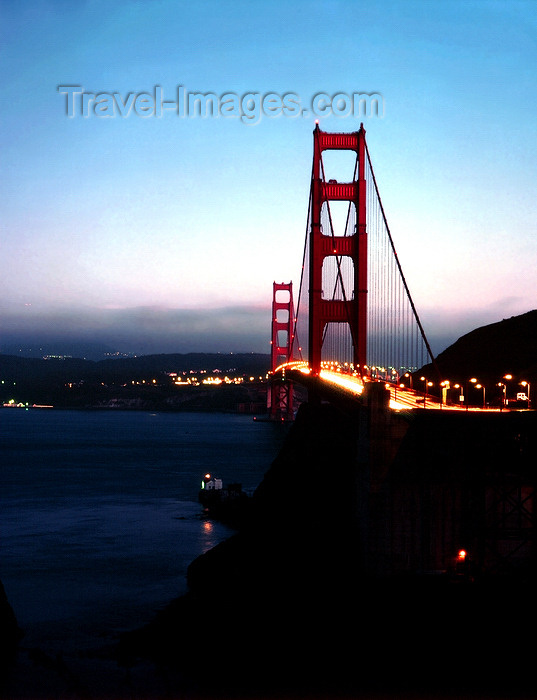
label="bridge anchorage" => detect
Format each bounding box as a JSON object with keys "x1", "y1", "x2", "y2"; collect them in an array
[{"x1": 270, "y1": 123, "x2": 441, "y2": 414}]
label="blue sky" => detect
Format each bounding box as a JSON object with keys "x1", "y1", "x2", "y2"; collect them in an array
[{"x1": 1, "y1": 0, "x2": 536, "y2": 358}]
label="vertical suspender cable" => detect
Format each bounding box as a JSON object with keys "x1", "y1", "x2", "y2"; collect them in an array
[{"x1": 365, "y1": 141, "x2": 440, "y2": 379}]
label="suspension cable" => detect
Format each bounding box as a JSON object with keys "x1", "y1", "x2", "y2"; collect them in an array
[{"x1": 364, "y1": 140, "x2": 441, "y2": 379}]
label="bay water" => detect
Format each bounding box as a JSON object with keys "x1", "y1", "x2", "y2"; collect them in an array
[{"x1": 0, "y1": 409, "x2": 287, "y2": 655}]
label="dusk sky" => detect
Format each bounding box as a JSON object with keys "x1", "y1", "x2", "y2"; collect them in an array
[{"x1": 1, "y1": 0, "x2": 536, "y2": 359}]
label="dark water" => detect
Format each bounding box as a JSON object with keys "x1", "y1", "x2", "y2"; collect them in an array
[{"x1": 0, "y1": 409, "x2": 287, "y2": 654}]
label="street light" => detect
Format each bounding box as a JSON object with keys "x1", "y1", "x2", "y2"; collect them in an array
[
  {"x1": 420, "y1": 377, "x2": 433, "y2": 408},
  {"x1": 440, "y1": 380, "x2": 450, "y2": 406},
  {"x1": 498, "y1": 374, "x2": 512, "y2": 409},
  {"x1": 496, "y1": 382, "x2": 507, "y2": 411},
  {"x1": 404, "y1": 372, "x2": 413, "y2": 390},
  {"x1": 497, "y1": 382, "x2": 506, "y2": 410},
  {"x1": 475, "y1": 383, "x2": 486, "y2": 409},
  {"x1": 467, "y1": 377, "x2": 478, "y2": 410}
]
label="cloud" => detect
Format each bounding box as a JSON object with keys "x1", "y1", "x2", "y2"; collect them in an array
[
  {"x1": 0, "y1": 304, "x2": 271, "y2": 358},
  {"x1": 3, "y1": 297, "x2": 535, "y2": 362}
]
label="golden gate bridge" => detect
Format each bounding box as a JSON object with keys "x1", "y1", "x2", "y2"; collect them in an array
[
  {"x1": 268, "y1": 124, "x2": 509, "y2": 418},
  {"x1": 265, "y1": 124, "x2": 537, "y2": 583}
]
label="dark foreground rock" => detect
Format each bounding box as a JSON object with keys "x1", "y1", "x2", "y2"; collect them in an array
[
  {"x1": 0, "y1": 579, "x2": 23, "y2": 692},
  {"x1": 119, "y1": 402, "x2": 537, "y2": 699}
]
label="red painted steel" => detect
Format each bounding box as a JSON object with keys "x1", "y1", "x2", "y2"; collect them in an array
[
  {"x1": 269, "y1": 281, "x2": 295, "y2": 419},
  {"x1": 317, "y1": 131, "x2": 360, "y2": 151},
  {"x1": 308, "y1": 124, "x2": 367, "y2": 375},
  {"x1": 356, "y1": 125, "x2": 367, "y2": 368}
]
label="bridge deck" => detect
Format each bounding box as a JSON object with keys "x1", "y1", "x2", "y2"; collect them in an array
[{"x1": 275, "y1": 362, "x2": 514, "y2": 412}]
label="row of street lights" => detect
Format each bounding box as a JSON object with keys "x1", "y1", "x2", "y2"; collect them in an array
[{"x1": 402, "y1": 373, "x2": 531, "y2": 409}]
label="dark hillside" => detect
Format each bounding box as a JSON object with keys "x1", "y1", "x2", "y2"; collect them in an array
[
  {"x1": 0, "y1": 353, "x2": 271, "y2": 409},
  {"x1": 421, "y1": 309, "x2": 537, "y2": 384},
  {"x1": 94, "y1": 352, "x2": 270, "y2": 379},
  {"x1": 0, "y1": 352, "x2": 270, "y2": 384}
]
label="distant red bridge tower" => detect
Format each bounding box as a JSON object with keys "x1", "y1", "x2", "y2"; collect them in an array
[{"x1": 268, "y1": 281, "x2": 295, "y2": 420}]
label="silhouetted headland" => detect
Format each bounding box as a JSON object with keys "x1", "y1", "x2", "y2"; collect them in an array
[
  {"x1": 118, "y1": 395, "x2": 537, "y2": 699},
  {"x1": 420, "y1": 309, "x2": 537, "y2": 385}
]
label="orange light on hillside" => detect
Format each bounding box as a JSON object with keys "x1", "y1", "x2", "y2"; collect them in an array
[{"x1": 457, "y1": 550, "x2": 467, "y2": 561}]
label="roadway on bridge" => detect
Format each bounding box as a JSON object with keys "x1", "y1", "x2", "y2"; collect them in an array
[{"x1": 278, "y1": 362, "x2": 505, "y2": 412}]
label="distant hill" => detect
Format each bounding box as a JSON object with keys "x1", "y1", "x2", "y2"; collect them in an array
[
  {"x1": 0, "y1": 352, "x2": 271, "y2": 383},
  {"x1": 0, "y1": 352, "x2": 271, "y2": 409},
  {"x1": 95, "y1": 352, "x2": 271, "y2": 377},
  {"x1": 421, "y1": 309, "x2": 537, "y2": 384}
]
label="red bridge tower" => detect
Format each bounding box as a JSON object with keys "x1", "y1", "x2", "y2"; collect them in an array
[
  {"x1": 268, "y1": 281, "x2": 295, "y2": 420},
  {"x1": 309, "y1": 124, "x2": 367, "y2": 376}
]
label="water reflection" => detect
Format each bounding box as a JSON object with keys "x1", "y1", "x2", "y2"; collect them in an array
[{"x1": 200, "y1": 516, "x2": 233, "y2": 552}]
